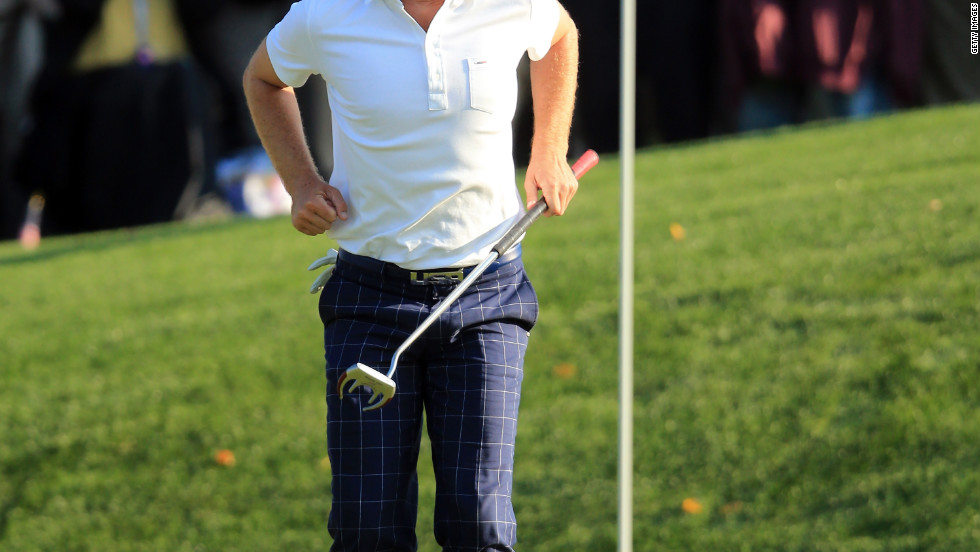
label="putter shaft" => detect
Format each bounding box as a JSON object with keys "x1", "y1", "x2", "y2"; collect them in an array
[
  {"x1": 341, "y1": 150, "x2": 599, "y2": 410},
  {"x1": 385, "y1": 251, "x2": 500, "y2": 378}
]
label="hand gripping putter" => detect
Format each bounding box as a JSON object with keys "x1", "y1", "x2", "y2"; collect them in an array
[{"x1": 338, "y1": 150, "x2": 600, "y2": 411}]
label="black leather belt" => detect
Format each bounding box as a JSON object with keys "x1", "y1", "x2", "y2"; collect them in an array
[{"x1": 337, "y1": 246, "x2": 522, "y2": 285}]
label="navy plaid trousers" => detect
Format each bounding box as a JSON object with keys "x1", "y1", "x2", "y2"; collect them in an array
[{"x1": 318, "y1": 250, "x2": 538, "y2": 552}]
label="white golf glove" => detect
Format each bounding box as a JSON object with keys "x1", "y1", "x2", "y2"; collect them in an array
[{"x1": 307, "y1": 249, "x2": 339, "y2": 294}]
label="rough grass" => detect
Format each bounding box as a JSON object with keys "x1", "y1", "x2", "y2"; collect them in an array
[{"x1": 1, "y1": 103, "x2": 978, "y2": 551}]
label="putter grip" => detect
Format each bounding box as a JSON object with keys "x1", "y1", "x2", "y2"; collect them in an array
[{"x1": 491, "y1": 150, "x2": 598, "y2": 255}]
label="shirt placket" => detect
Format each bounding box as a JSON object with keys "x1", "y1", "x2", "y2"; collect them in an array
[
  {"x1": 425, "y1": 2, "x2": 459, "y2": 112},
  {"x1": 425, "y1": 31, "x2": 447, "y2": 111},
  {"x1": 385, "y1": 0, "x2": 461, "y2": 111}
]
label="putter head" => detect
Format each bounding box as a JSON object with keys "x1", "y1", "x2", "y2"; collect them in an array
[{"x1": 337, "y1": 363, "x2": 396, "y2": 411}]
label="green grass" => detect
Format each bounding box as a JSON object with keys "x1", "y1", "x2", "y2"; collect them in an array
[{"x1": 1, "y1": 104, "x2": 978, "y2": 551}]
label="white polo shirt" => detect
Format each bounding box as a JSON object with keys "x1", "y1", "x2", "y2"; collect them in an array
[{"x1": 266, "y1": 0, "x2": 560, "y2": 269}]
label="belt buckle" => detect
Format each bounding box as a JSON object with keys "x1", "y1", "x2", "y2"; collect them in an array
[{"x1": 411, "y1": 269, "x2": 465, "y2": 285}]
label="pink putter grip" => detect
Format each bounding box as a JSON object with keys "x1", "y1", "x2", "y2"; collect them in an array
[
  {"x1": 571, "y1": 149, "x2": 599, "y2": 179},
  {"x1": 492, "y1": 149, "x2": 599, "y2": 254}
]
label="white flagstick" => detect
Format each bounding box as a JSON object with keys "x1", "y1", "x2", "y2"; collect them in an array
[{"x1": 619, "y1": 0, "x2": 636, "y2": 551}]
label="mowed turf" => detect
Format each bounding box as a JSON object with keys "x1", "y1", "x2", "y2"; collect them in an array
[{"x1": 1, "y1": 104, "x2": 978, "y2": 551}]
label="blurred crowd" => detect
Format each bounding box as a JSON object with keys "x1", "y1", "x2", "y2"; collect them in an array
[{"x1": 1, "y1": 0, "x2": 977, "y2": 243}]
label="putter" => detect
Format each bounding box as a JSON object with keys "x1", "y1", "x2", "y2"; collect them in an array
[{"x1": 338, "y1": 149, "x2": 600, "y2": 411}]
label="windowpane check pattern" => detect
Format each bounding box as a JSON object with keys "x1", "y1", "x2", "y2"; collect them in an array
[{"x1": 319, "y1": 252, "x2": 538, "y2": 551}]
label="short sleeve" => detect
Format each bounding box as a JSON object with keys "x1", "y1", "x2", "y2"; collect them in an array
[
  {"x1": 526, "y1": 0, "x2": 561, "y2": 61},
  {"x1": 266, "y1": 0, "x2": 316, "y2": 88}
]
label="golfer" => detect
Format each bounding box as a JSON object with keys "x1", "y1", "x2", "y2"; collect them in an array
[{"x1": 244, "y1": 0, "x2": 578, "y2": 549}]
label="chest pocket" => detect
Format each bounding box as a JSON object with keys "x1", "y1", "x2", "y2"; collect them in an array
[{"x1": 467, "y1": 57, "x2": 497, "y2": 114}]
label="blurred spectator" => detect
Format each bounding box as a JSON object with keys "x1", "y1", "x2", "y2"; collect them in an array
[
  {"x1": 192, "y1": 0, "x2": 304, "y2": 218},
  {"x1": 562, "y1": 1, "x2": 721, "y2": 151},
  {"x1": 10, "y1": 0, "x2": 223, "y2": 236},
  {"x1": 0, "y1": 0, "x2": 55, "y2": 240},
  {"x1": 191, "y1": 0, "x2": 290, "y2": 163},
  {"x1": 4, "y1": 0, "x2": 957, "y2": 243},
  {"x1": 640, "y1": 0, "x2": 721, "y2": 143},
  {"x1": 721, "y1": 0, "x2": 923, "y2": 133},
  {"x1": 721, "y1": 0, "x2": 789, "y2": 130},
  {"x1": 919, "y1": 0, "x2": 980, "y2": 104}
]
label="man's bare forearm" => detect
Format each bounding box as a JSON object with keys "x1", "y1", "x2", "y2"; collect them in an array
[
  {"x1": 522, "y1": 9, "x2": 579, "y2": 216},
  {"x1": 243, "y1": 39, "x2": 346, "y2": 234},
  {"x1": 529, "y1": 18, "x2": 578, "y2": 162},
  {"x1": 242, "y1": 44, "x2": 320, "y2": 196}
]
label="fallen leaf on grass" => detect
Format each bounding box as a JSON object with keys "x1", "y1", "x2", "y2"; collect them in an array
[
  {"x1": 553, "y1": 363, "x2": 576, "y2": 379},
  {"x1": 722, "y1": 501, "x2": 744, "y2": 515},
  {"x1": 682, "y1": 498, "x2": 703, "y2": 514},
  {"x1": 214, "y1": 449, "x2": 236, "y2": 467},
  {"x1": 669, "y1": 223, "x2": 686, "y2": 241}
]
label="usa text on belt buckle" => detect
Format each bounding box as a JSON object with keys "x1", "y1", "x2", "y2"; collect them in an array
[{"x1": 411, "y1": 269, "x2": 465, "y2": 285}]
